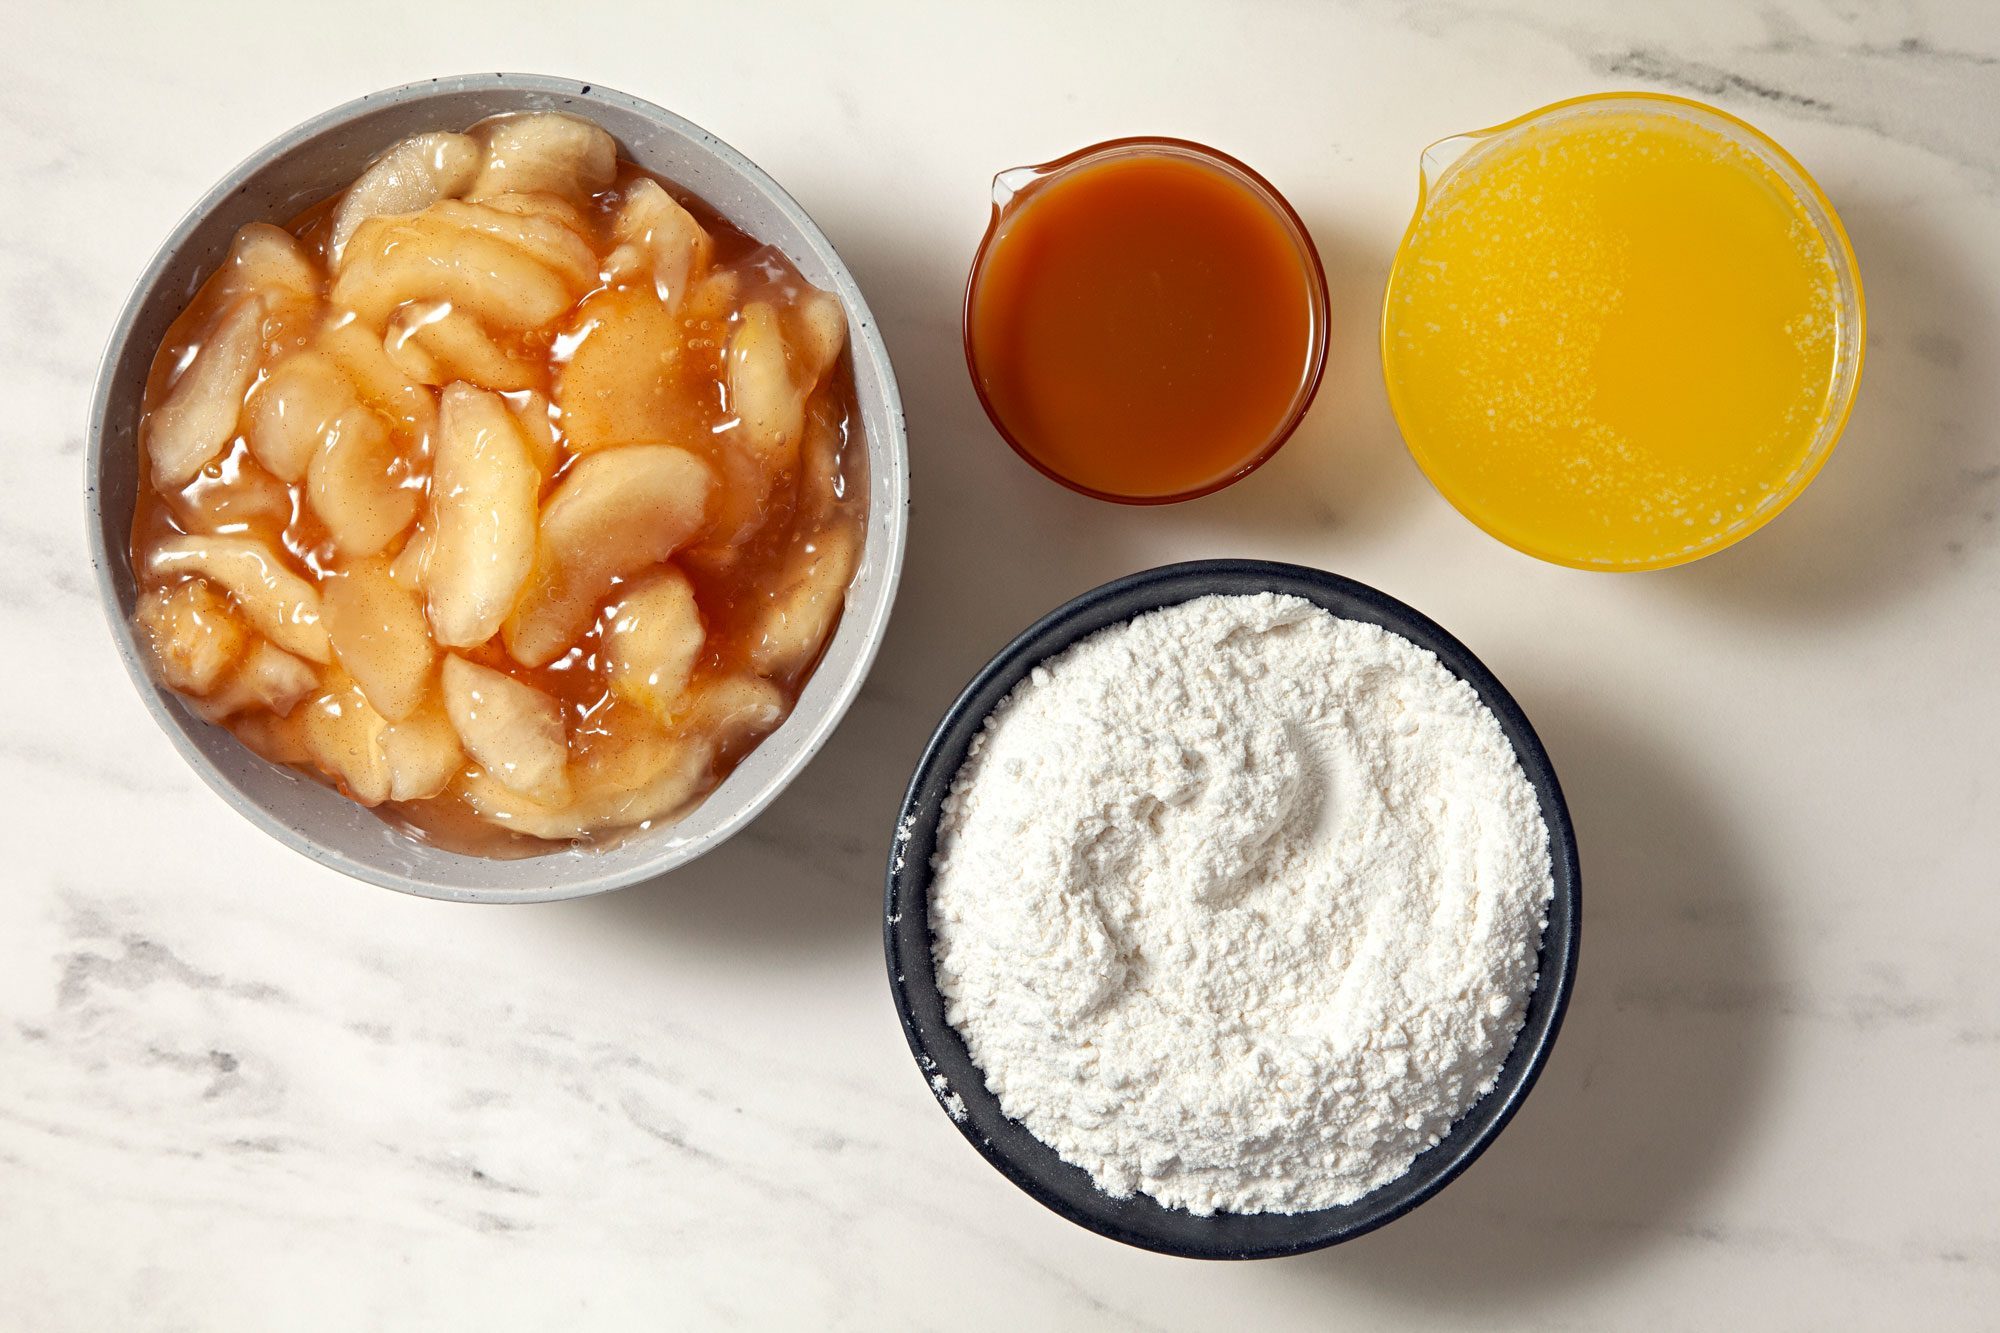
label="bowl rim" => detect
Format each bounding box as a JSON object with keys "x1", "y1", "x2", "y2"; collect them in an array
[
  {"x1": 85, "y1": 72, "x2": 909, "y2": 902},
  {"x1": 883, "y1": 559, "x2": 1580, "y2": 1258}
]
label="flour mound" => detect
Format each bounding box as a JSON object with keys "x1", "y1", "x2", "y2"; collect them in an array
[{"x1": 928, "y1": 593, "x2": 1554, "y2": 1216}]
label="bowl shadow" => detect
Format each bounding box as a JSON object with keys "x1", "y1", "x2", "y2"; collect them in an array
[
  {"x1": 1652, "y1": 192, "x2": 1998, "y2": 620},
  {"x1": 1289, "y1": 693, "x2": 1778, "y2": 1304}
]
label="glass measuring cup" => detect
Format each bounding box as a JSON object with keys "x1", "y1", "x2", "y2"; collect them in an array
[
  {"x1": 964, "y1": 138, "x2": 1331, "y2": 504},
  {"x1": 1381, "y1": 93, "x2": 1866, "y2": 570}
]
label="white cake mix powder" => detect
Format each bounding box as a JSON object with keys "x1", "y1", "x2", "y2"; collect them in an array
[{"x1": 928, "y1": 593, "x2": 1554, "y2": 1215}]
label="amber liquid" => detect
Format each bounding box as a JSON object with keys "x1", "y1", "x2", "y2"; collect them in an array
[
  {"x1": 132, "y1": 161, "x2": 863, "y2": 856},
  {"x1": 967, "y1": 151, "x2": 1320, "y2": 500}
]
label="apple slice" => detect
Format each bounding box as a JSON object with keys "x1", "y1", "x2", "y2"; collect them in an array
[
  {"x1": 502, "y1": 444, "x2": 714, "y2": 667},
  {"x1": 675, "y1": 675, "x2": 785, "y2": 749},
  {"x1": 602, "y1": 566, "x2": 704, "y2": 725},
  {"x1": 171, "y1": 448, "x2": 294, "y2": 536},
  {"x1": 388, "y1": 522, "x2": 430, "y2": 591},
  {"x1": 218, "y1": 223, "x2": 322, "y2": 308},
  {"x1": 147, "y1": 296, "x2": 265, "y2": 488},
  {"x1": 701, "y1": 440, "x2": 789, "y2": 558},
  {"x1": 480, "y1": 190, "x2": 594, "y2": 239},
  {"x1": 440, "y1": 654, "x2": 570, "y2": 807},
  {"x1": 328, "y1": 131, "x2": 481, "y2": 265},
  {"x1": 750, "y1": 523, "x2": 857, "y2": 680},
  {"x1": 725, "y1": 300, "x2": 804, "y2": 465},
  {"x1": 318, "y1": 314, "x2": 437, "y2": 440},
  {"x1": 424, "y1": 383, "x2": 540, "y2": 648},
  {"x1": 459, "y1": 728, "x2": 712, "y2": 840},
  {"x1": 136, "y1": 577, "x2": 248, "y2": 694},
  {"x1": 794, "y1": 290, "x2": 848, "y2": 381},
  {"x1": 146, "y1": 534, "x2": 330, "y2": 663},
  {"x1": 192, "y1": 640, "x2": 322, "y2": 722},
  {"x1": 380, "y1": 306, "x2": 445, "y2": 385},
  {"x1": 465, "y1": 112, "x2": 616, "y2": 203},
  {"x1": 379, "y1": 703, "x2": 464, "y2": 801},
  {"x1": 246, "y1": 349, "x2": 355, "y2": 482},
  {"x1": 604, "y1": 178, "x2": 712, "y2": 309},
  {"x1": 798, "y1": 405, "x2": 851, "y2": 522},
  {"x1": 427, "y1": 200, "x2": 597, "y2": 291},
  {"x1": 233, "y1": 708, "x2": 312, "y2": 765},
  {"x1": 724, "y1": 294, "x2": 849, "y2": 469},
  {"x1": 307, "y1": 410, "x2": 420, "y2": 559},
  {"x1": 333, "y1": 212, "x2": 573, "y2": 331},
  {"x1": 683, "y1": 270, "x2": 741, "y2": 327},
  {"x1": 550, "y1": 285, "x2": 687, "y2": 454},
  {"x1": 302, "y1": 676, "x2": 393, "y2": 805},
  {"x1": 323, "y1": 560, "x2": 435, "y2": 721},
  {"x1": 384, "y1": 301, "x2": 538, "y2": 392},
  {"x1": 507, "y1": 389, "x2": 562, "y2": 476}
]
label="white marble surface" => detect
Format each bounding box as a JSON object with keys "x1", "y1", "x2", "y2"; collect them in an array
[{"x1": 5, "y1": 1, "x2": 1997, "y2": 1327}]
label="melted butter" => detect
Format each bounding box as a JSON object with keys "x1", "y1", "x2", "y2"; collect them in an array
[{"x1": 1384, "y1": 108, "x2": 1847, "y2": 568}]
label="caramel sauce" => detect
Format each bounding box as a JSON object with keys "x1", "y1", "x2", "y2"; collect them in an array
[
  {"x1": 131, "y1": 133, "x2": 863, "y2": 856},
  {"x1": 966, "y1": 146, "x2": 1324, "y2": 501}
]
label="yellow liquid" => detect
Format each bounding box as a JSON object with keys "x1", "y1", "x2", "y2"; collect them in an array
[{"x1": 1384, "y1": 106, "x2": 1848, "y2": 568}]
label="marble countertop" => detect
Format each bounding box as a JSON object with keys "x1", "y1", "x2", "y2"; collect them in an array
[{"x1": 6, "y1": 1, "x2": 1997, "y2": 1327}]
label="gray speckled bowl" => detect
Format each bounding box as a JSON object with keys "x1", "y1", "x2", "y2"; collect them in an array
[{"x1": 86, "y1": 74, "x2": 909, "y2": 902}]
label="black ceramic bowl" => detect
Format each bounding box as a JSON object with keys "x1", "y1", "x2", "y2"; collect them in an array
[{"x1": 884, "y1": 560, "x2": 1580, "y2": 1258}]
